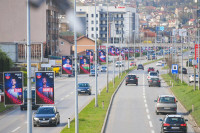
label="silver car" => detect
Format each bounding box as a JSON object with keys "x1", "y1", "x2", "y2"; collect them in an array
[{"x1": 154, "y1": 95, "x2": 177, "y2": 115}]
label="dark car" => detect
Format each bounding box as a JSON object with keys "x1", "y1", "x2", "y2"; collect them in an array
[
  {"x1": 20, "y1": 89, "x2": 40, "y2": 110},
  {"x1": 160, "y1": 115, "x2": 187, "y2": 133},
  {"x1": 33, "y1": 106, "x2": 60, "y2": 127},
  {"x1": 179, "y1": 67, "x2": 187, "y2": 74},
  {"x1": 148, "y1": 78, "x2": 161, "y2": 87},
  {"x1": 78, "y1": 83, "x2": 91, "y2": 95},
  {"x1": 137, "y1": 64, "x2": 144, "y2": 70},
  {"x1": 125, "y1": 74, "x2": 138, "y2": 86},
  {"x1": 148, "y1": 67, "x2": 155, "y2": 73}
]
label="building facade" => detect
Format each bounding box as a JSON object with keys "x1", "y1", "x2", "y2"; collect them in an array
[
  {"x1": 0, "y1": 0, "x2": 59, "y2": 62},
  {"x1": 76, "y1": 6, "x2": 139, "y2": 43}
]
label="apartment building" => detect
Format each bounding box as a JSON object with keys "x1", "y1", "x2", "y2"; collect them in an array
[
  {"x1": 76, "y1": 5, "x2": 139, "y2": 43},
  {"x1": 0, "y1": 0, "x2": 59, "y2": 62}
]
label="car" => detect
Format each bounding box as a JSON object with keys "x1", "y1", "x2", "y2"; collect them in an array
[
  {"x1": 137, "y1": 64, "x2": 144, "y2": 70},
  {"x1": 189, "y1": 74, "x2": 198, "y2": 83},
  {"x1": 189, "y1": 53, "x2": 193, "y2": 57},
  {"x1": 148, "y1": 67, "x2": 155, "y2": 73},
  {"x1": 77, "y1": 83, "x2": 91, "y2": 95},
  {"x1": 148, "y1": 78, "x2": 161, "y2": 87},
  {"x1": 178, "y1": 67, "x2": 187, "y2": 74},
  {"x1": 130, "y1": 61, "x2": 136, "y2": 66},
  {"x1": 101, "y1": 66, "x2": 107, "y2": 72},
  {"x1": 115, "y1": 61, "x2": 124, "y2": 67},
  {"x1": 33, "y1": 106, "x2": 60, "y2": 127},
  {"x1": 156, "y1": 61, "x2": 162, "y2": 66},
  {"x1": 125, "y1": 74, "x2": 138, "y2": 86},
  {"x1": 147, "y1": 71, "x2": 159, "y2": 81},
  {"x1": 129, "y1": 56, "x2": 134, "y2": 60},
  {"x1": 89, "y1": 69, "x2": 98, "y2": 76},
  {"x1": 154, "y1": 95, "x2": 177, "y2": 115},
  {"x1": 160, "y1": 115, "x2": 187, "y2": 133},
  {"x1": 20, "y1": 89, "x2": 40, "y2": 110}
]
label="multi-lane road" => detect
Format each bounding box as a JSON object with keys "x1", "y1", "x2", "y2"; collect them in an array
[
  {"x1": 0, "y1": 58, "x2": 147, "y2": 133},
  {"x1": 105, "y1": 60, "x2": 197, "y2": 133}
]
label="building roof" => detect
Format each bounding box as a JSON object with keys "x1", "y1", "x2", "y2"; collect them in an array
[
  {"x1": 59, "y1": 36, "x2": 74, "y2": 44},
  {"x1": 77, "y1": 36, "x2": 95, "y2": 42}
]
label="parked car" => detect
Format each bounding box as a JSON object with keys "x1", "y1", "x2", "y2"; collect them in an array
[
  {"x1": 125, "y1": 74, "x2": 138, "y2": 86},
  {"x1": 148, "y1": 78, "x2": 161, "y2": 87},
  {"x1": 77, "y1": 83, "x2": 91, "y2": 95},
  {"x1": 189, "y1": 74, "x2": 198, "y2": 83},
  {"x1": 33, "y1": 106, "x2": 60, "y2": 127},
  {"x1": 178, "y1": 67, "x2": 187, "y2": 74},
  {"x1": 101, "y1": 66, "x2": 107, "y2": 72},
  {"x1": 20, "y1": 89, "x2": 40, "y2": 110},
  {"x1": 130, "y1": 61, "x2": 136, "y2": 66},
  {"x1": 89, "y1": 69, "x2": 98, "y2": 77},
  {"x1": 115, "y1": 61, "x2": 124, "y2": 67},
  {"x1": 147, "y1": 71, "x2": 159, "y2": 81},
  {"x1": 160, "y1": 115, "x2": 187, "y2": 133},
  {"x1": 137, "y1": 64, "x2": 144, "y2": 70},
  {"x1": 154, "y1": 95, "x2": 177, "y2": 115},
  {"x1": 148, "y1": 67, "x2": 155, "y2": 73},
  {"x1": 156, "y1": 61, "x2": 162, "y2": 66}
]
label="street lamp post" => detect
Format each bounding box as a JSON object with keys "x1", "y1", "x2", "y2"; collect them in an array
[{"x1": 106, "y1": 1, "x2": 109, "y2": 93}]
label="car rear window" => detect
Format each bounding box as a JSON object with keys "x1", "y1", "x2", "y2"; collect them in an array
[
  {"x1": 150, "y1": 72, "x2": 158, "y2": 76},
  {"x1": 159, "y1": 97, "x2": 175, "y2": 103},
  {"x1": 78, "y1": 83, "x2": 89, "y2": 87},
  {"x1": 165, "y1": 117, "x2": 185, "y2": 124},
  {"x1": 128, "y1": 75, "x2": 136, "y2": 78},
  {"x1": 37, "y1": 107, "x2": 55, "y2": 114},
  {"x1": 149, "y1": 67, "x2": 154, "y2": 69}
]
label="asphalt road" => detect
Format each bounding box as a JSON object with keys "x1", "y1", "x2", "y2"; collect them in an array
[
  {"x1": 105, "y1": 61, "x2": 195, "y2": 133},
  {"x1": 0, "y1": 57, "x2": 147, "y2": 133}
]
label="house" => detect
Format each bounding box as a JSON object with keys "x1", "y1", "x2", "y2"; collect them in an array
[
  {"x1": 58, "y1": 37, "x2": 73, "y2": 56},
  {"x1": 72, "y1": 36, "x2": 95, "y2": 54}
]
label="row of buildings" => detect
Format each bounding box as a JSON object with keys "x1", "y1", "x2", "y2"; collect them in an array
[{"x1": 0, "y1": 0, "x2": 139, "y2": 64}]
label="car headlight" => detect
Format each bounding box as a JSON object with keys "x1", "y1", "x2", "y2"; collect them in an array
[
  {"x1": 34, "y1": 117, "x2": 39, "y2": 121},
  {"x1": 51, "y1": 117, "x2": 56, "y2": 120},
  {"x1": 87, "y1": 89, "x2": 90, "y2": 90}
]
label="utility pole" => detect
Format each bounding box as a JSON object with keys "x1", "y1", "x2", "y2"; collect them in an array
[
  {"x1": 27, "y1": 0, "x2": 32, "y2": 133},
  {"x1": 74, "y1": 0, "x2": 79, "y2": 131},
  {"x1": 106, "y1": 1, "x2": 109, "y2": 93},
  {"x1": 181, "y1": 33, "x2": 183, "y2": 83},
  {"x1": 94, "y1": 0, "x2": 98, "y2": 107},
  {"x1": 112, "y1": 15, "x2": 115, "y2": 87}
]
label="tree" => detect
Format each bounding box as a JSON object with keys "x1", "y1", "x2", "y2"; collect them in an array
[{"x1": 0, "y1": 49, "x2": 13, "y2": 72}]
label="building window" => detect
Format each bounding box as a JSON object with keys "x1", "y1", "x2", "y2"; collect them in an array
[
  {"x1": 91, "y1": 27, "x2": 94, "y2": 31},
  {"x1": 96, "y1": 27, "x2": 98, "y2": 31},
  {"x1": 60, "y1": 42, "x2": 64, "y2": 45},
  {"x1": 91, "y1": 14, "x2": 94, "y2": 17},
  {"x1": 92, "y1": 34, "x2": 94, "y2": 37},
  {"x1": 96, "y1": 34, "x2": 98, "y2": 38},
  {"x1": 86, "y1": 14, "x2": 88, "y2": 17},
  {"x1": 91, "y1": 20, "x2": 94, "y2": 24},
  {"x1": 96, "y1": 14, "x2": 98, "y2": 17},
  {"x1": 96, "y1": 21, "x2": 98, "y2": 24}
]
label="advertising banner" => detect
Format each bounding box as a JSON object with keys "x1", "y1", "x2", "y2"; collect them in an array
[
  {"x1": 35, "y1": 71, "x2": 54, "y2": 104},
  {"x1": 115, "y1": 47, "x2": 120, "y2": 56},
  {"x1": 4, "y1": 72, "x2": 23, "y2": 105},
  {"x1": 80, "y1": 55, "x2": 90, "y2": 74},
  {"x1": 86, "y1": 49, "x2": 94, "y2": 63},
  {"x1": 99, "y1": 49, "x2": 106, "y2": 62},
  {"x1": 121, "y1": 49, "x2": 125, "y2": 56},
  {"x1": 109, "y1": 46, "x2": 115, "y2": 56},
  {"x1": 62, "y1": 56, "x2": 73, "y2": 74}
]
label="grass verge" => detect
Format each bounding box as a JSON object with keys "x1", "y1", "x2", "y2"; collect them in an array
[
  {"x1": 161, "y1": 73, "x2": 200, "y2": 126},
  {"x1": 61, "y1": 66, "x2": 136, "y2": 133},
  {"x1": 143, "y1": 58, "x2": 163, "y2": 66},
  {"x1": 0, "y1": 102, "x2": 13, "y2": 113}
]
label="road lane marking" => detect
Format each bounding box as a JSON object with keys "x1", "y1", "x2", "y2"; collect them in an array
[
  {"x1": 144, "y1": 99, "x2": 147, "y2": 103},
  {"x1": 147, "y1": 114, "x2": 150, "y2": 120},
  {"x1": 71, "y1": 92, "x2": 73, "y2": 94},
  {"x1": 60, "y1": 98, "x2": 64, "y2": 101},
  {"x1": 11, "y1": 127, "x2": 21, "y2": 132},
  {"x1": 151, "y1": 130, "x2": 155, "y2": 133},
  {"x1": 145, "y1": 103, "x2": 148, "y2": 108},
  {"x1": 146, "y1": 109, "x2": 149, "y2": 113},
  {"x1": 65, "y1": 95, "x2": 70, "y2": 98},
  {"x1": 149, "y1": 121, "x2": 153, "y2": 127}
]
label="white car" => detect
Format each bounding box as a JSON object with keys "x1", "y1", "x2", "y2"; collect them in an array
[
  {"x1": 147, "y1": 71, "x2": 159, "y2": 81},
  {"x1": 189, "y1": 75, "x2": 198, "y2": 83},
  {"x1": 115, "y1": 61, "x2": 124, "y2": 67},
  {"x1": 156, "y1": 61, "x2": 162, "y2": 66},
  {"x1": 189, "y1": 53, "x2": 193, "y2": 57}
]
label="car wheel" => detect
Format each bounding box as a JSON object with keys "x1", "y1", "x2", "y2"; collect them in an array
[
  {"x1": 149, "y1": 85, "x2": 151, "y2": 87},
  {"x1": 125, "y1": 83, "x2": 127, "y2": 85},
  {"x1": 33, "y1": 124, "x2": 37, "y2": 127},
  {"x1": 156, "y1": 111, "x2": 159, "y2": 115},
  {"x1": 58, "y1": 118, "x2": 60, "y2": 124},
  {"x1": 88, "y1": 92, "x2": 91, "y2": 95},
  {"x1": 136, "y1": 83, "x2": 138, "y2": 86},
  {"x1": 20, "y1": 107, "x2": 24, "y2": 111}
]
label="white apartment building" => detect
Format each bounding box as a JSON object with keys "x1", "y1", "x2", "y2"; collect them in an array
[{"x1": 76, "y1": 5, "x2": 139, "y2": 43}]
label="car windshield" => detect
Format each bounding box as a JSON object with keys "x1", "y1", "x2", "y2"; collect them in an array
[
  {"x1": 150, "y1": 72, "x2": 157, "y2": 76},
  {"x1": 159, "y1": 97, "x2": 175, "y2": 103},
  {"x1": 192, "y1": 75, "x2": 198, "y2": 77},
  {"x1": 116, "y1": 62, "x2": 121, "y2": 64},
  {"x1": 37, "y1": 107, "x2": 55, "y2": 114},
  {"x1": 78, "y1": 83, "x2": 89, "y2": 87},
  {"x1": 165, "y1": 117, "x2": 185, "y2": 124},
  {"x1": 128, "y1": 75, "x2": 136, "y2": 79},
  {"x1": 91, "y1": 70, "x2": 95, "y2": 72},
  {"x1": 102, "y1": 66, "x2": 106, "y2": 69}
]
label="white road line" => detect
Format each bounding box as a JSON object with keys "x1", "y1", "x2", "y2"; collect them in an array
[
  {"x1": 145, "y1": 103, "x2": 148, "y2": 108},
  {"x1": 11, "y1": 127, "x2": 21, "y2": 132},
  {"x1": 144, "y1": 99, "x2": 147, "y2": 103},
  {"x1": 71, "y1": 92, "x2": 73, "y2": 94},
  {"x1": 149, "y1": 121, "x2": 153, "y2": 127},
  {"x1": 151, "y1": 130, "x2": 155, "y2": 133},
  {"x1": 146, "y1": 109, "x2": 149, "y2": 113},
  {"x1": 65, "y1": 95, "x2": 70, "y2": 98},
  {"x1": 55, "y1": 102, "x2": 58, "y2": 104},
  {"x1": 60, "y1": 98, "x2": 64, "y2": 101},
  {"x1": 143, "y1": 95, "x2": 146, "y2": 99},
  {"x1": 147, "y1": 114, "x2": 150, "y2": 120}
]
